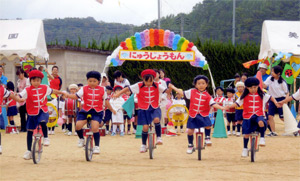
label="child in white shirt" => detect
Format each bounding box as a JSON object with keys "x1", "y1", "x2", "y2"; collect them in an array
[{"x1": 110, "y1": 85, "x2": 125, "y2": 136}]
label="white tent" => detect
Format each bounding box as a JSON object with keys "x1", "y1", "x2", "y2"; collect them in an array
[
  {"x1": 258, "y1": 20, "x2": 300, "y2": 60},
  {"x1": 0, "y1": 19, "x2": 49, "y2": 61}
]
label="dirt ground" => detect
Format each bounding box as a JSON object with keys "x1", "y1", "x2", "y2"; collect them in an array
[{"x1": 0, "y1": 116, "x2": 299, "y2": 181}]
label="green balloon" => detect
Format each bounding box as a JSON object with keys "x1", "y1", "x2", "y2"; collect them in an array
[{"x1": 203, "y1": 64, "x2": 208, "y2": 70}]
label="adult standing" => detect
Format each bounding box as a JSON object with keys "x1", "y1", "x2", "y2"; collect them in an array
[
  {"x1": 159, "y1": 69, "x2": 170, "y2": 82},
  {"x1": 113, "y1": 70, "x2": 130, "y2": 87},
  {"x1": 258, "y1": 63, "x2": 270, "y2": 82},
  {"x1": 16, "y1": 69, "x2": 28, "y2": 132},
  {"x1": 48, "y1": 66, "x2": 62, "y2": 91},
  {"x1": 0, "y1": 65, "x2": 8, "y2": 86},
  {"x1": 154, "y1": 69, "x2": 168, "y2": 126}
]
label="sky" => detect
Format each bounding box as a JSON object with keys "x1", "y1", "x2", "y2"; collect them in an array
[{"x1": 0, "y1": 0, "x2": 202, "y2": 25}]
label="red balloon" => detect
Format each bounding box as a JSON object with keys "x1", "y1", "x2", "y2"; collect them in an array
[{"x1": 188, "y1": 42, "x2": 194, "y2": 48}]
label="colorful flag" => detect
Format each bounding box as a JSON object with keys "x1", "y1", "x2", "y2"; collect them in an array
[
  {"x1": 290, "y1": 56, "x2": 300, "y2": 78},
  {"x1": 122, "y1": 94, "x2": 134, "y2": 118},
  {"x1": 282, "y1": 64, "x2": 294, "y2": 84},
  {"x1": 243, "y1": 60, "x2": 259, "y2": 69}
]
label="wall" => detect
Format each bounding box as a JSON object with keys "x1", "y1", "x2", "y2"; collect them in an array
[
  {"x1": 0, "y1": 49, "x2": 108, "y2": 91},
  {"x1": 48, "y1": 49, "x2": 107, "y2": 90}
]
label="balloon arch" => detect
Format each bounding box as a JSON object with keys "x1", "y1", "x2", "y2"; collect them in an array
[{"x1": 103, "y1": 29, "x2": 216, "y2": 94}]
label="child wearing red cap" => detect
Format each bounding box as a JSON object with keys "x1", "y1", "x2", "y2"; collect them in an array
[
  {"x1": 169, "y1": 75, "x2": 226, "y2": 154},
  {"x1": 66, "y1": 71, "x2": 114, "y2": 154},
  {"x1": 113, "y1": 69, "x2": 167, "y2": 153},
  {"x1": 110, "y1": 85, "x2": 125, "y2": 136},
  {"x1": 18, "y1": 70, "x2": 66, "y2": 160}
]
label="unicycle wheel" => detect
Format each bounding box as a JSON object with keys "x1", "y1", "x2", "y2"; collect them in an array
[
  {"x1": 85, "y1": 136, "x2": 93, "y2": 161},
  {"x1": 149, "y1": 134, "x2": 154, "y2": 159},
  {"x1": 32, "y1": 137, "x2": 43, "y2": 164},
  {"x1": 197, "y1": 135, "x2": 202, "y2": 160},
  {"x1": 250, "y1": 137, "x2": 256, "y2": 162}
]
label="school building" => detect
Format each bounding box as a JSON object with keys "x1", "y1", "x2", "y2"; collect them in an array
[{"x1": 1, "y1": 45, "x2": 111, "y2": 90}]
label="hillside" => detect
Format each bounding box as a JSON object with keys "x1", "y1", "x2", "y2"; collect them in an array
[
  {"x1": 44, "y1": 17, "x2": 133, "y2": 47},
  {"x1": 137, "y1": 0, "x2": 299, "y2": 44},
  {"x1": 44, "y1": 0, "x2": 300, "y2": 47}
]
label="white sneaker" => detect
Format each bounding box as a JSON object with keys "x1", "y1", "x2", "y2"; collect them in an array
[
  {"x1": 77, "y1": 138, "x2": 85, "y2": 148},
  {"x1": 74, "y1": 132, "x2": 77, "y2": 136},
  {"x1": 132, "y1": 129, "x2": 136, "y2": 134},
  {"x1": 52, "y1": 131, "x2": 55, "y2": 135},
  {"x1": 140, "y1": 144, "x2": 147, "y2": 153},
  {"x1": 105, "y1": 130, "x2": 109, "y2": 135},
  {"x1": 205, "y1": 137, "x2": 212, "y2": 146},
  {"x1": 93, "y1": 146, "x2": 100, "y2": 154},
  {"x1": 156, "y1": 137, "x2": 163, "y2": 145},
  {"x1": 67, "y1": 131, "x2": 72, "y2": 136},
  {"x1": 44, "y1": 138, "x2": 50, "y2": 146},
  {"x1": 23, "y1": 150, "x2": 32, "y2": 160},
  {"x1": 232, "y1": 131, "x2": 236, "y2": 135},
  {"x1": 175, "y1": 129, "x2": 178, "y2": 133},
  {"x1": 186, "y1": 145, "x2": 194, "y2": 154},
  {"x1": 180, "y1": 129, "x2": 184, "y2": 133},
  {"x1": 62, "y1": 129, "x2": 66, "y2": 132},
  {"x1": 259, "y1": 137, "x2": 266, "y2": 146},
  {"x1": 227, "y1": 131, "x2": 231, "y2": 136},
  {"x1": 236, "y1": 132, "x2": 241, "y2": 136},
  {"x1": 241, "y1": 148, "x2": 249, "y2": 157},
  {"x1": 0, "y1": 145, "x2": 2, "y2": 154}
]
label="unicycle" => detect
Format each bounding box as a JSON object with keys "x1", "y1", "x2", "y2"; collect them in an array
[
  {"x1": 85, "y1": 114, "x2": 93, "y2": 161},
  {"x1": 195, "y1": 129, "x2": 205, "y2": 161},
  {"x1": 148, "y1": 129, "x2": 156, "y2": 159},
  {"x1": 249, "y1": 132, "x2": 259, "y2": 162},
  {"x1": 32, "y1": 126, "x2": 43, "y2": 164}
]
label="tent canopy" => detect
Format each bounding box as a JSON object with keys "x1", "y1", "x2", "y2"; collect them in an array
[
  {"x1": 258, "y1": 20, "x2": 300, "y2": 60},
  {"x1": 0, "y1": 19, "x2": 49, "y2": 61}
]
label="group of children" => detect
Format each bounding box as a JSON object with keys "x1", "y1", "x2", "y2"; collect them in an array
[{"x1": 0, "y1": 65, "x2": 299, "y2": 160}]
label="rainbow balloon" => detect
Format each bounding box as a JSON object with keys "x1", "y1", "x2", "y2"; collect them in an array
[{"x1": 105, "y1": 29, "x2": 208, "y2": 69}]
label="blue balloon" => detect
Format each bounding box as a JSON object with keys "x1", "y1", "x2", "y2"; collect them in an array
[
  {"x1": 135, "y1": 32, "x2": 142, "y2": 50},
  {"x1": 199, "y1": 60, "x2": 205, "y2": 67},
  {"x1": 172, "y1": 34, "x2": 181, "y2": 50},
  {"x1": 111, "y1": 58, "x2": 118, "y2": 66}
]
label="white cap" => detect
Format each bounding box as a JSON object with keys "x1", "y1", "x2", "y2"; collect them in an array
[
  {"x1": 101, "y1": 73, "x2": 107, "y2": 77},
  {"x1": 235, "y1": 81, "x2": 245, "y2": 88},
  {"x1": 258, "y1": 63, "x2": 268, "y2": 69},
  {"x1": 68, "y1": 84, "x2": 78, "y2": 90}
]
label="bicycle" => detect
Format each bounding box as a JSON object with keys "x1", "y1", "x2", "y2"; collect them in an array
[
  {"x1": 32, "y1": 125, "x2": 43, "y2": 164},
  {"x1": 249, "y1": 132, "x2": 259, "y2": 162},
  {"x1": 85, "y1": 114, "x2": 93, "y2": 161}
]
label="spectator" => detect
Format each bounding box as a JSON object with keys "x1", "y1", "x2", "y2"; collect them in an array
[
  {"x1": 159, "y1": 69, "x2": 170, "y2": 82},
  {"x1": 0, "y1": 65, "x2": 8, "y2": 86},
  {"x1": 16, "y1": 69, "x2": 28, "y2": 132},
  {"x1": 48, "y1": 66, "x2": 62, "y2": 90},
  {"x1": 258, "y1": 63, "x2": 270, "y2": 82},
  {"x1": 241, "y1": 73, "x2": 249, "y2": 82},
  {"x1": 100, "y1": 73, "x2": 111, "y2": 87},
  {"x1": 113, "y1": 70, "x2": 130, "y2": 87}
]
